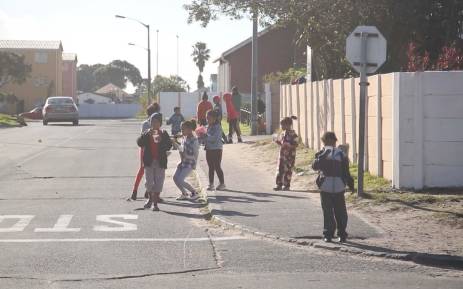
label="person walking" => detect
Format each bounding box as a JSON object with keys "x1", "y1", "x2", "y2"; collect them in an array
[
  {"x1": 197, "y1": 92, "x2": 213, "y2": 126},
  {"x1": 127, "y1": 103, "x2": 159, "y2": 201},
  {"x1": 172, "y1": 120, "x2": 200, "y2": 200},
  {"x1": 137, "y1": 113, "x2": 172, "y2": 211},
  {"x1": 205, "y1": 110, "x2": 226, "y2": 191},
  {"x1": 223, "y1": 92, "x2": 242, "y2": 143},
  {"x1": 312, "y1": 132, "x2": 354, "y2": 243},
  {"x1": 274, "y1": 116, "x2": 299, "y2": 191}
]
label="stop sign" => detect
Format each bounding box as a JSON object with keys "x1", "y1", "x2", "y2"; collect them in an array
[{"x1": 346, "y1": 26, "x2": 387, "y2": 74}]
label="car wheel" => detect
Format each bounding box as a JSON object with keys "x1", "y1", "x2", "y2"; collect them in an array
[
  {"x1": 43, "y1": 120, "x2": 48, "y2": 126},
  {"x1": 73, "y1": 120, "x2": 79, "y2": 126}
]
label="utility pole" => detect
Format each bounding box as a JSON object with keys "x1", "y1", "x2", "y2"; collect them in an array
[
  {"x1": 156, "y1": 29, "x2": 159, "y2": 76},
  {"x1": 176, "y1": 34, "x2": 179, "y2": 77},
  {"x1": 147, "y1": 25, "x2": 152, "y2": 104},
  {"x1": 250, "y1": 9, "x2": 258, "y2": 135}
]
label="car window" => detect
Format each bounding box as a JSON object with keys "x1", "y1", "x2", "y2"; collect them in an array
[{"x1": 48, "y1": 98, "x2": 74, "y2": 105}]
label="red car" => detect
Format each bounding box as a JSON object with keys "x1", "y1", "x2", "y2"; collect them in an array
[{"x1": 19, "y1": 107, "x2": 43, "y2": 120}]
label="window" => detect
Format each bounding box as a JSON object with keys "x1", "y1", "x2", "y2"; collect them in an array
[{"x1": 35, "y1": 52, "x2": 48, "y2": 64}]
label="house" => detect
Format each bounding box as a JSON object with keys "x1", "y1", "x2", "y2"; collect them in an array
[
  {"x1": 77, "y1": 92, "x2": 113, "y2": 104},
  {"x1": 0, "y1": 40, "x2": 64, "y2": 112},
  {"x1": 62, "y1": 53, "x2": 78, "y2": 102},
  {"x1": 215, "y1": 25, "x2": 306, "y2": 97},
  {"x1": 94, "y1": 83, "x2": 130, "y2": 103}
]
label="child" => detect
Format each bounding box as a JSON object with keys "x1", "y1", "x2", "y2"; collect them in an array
[
  {"x1": 128, "y1": 103, "x2": 158, "y2": 201},
  {"x1": 137, "y1": 113, "x2": 172, "y2": 211},
  {"x1": 205, "y1": 110, "x2": 226, "y2": 190},
  {"x1": 167, "y1": 107, "x2": 185, "y2": 136},
  {"x1": 312, "y1": 132, "x2": 354, "y2": 243},
  {"x1": 172, "y1": 120, "x2": 200, "y2": 200},
  {"x1": 197, "y1": 92, "x2": 213, "y2": 126},
  {"x1": 223, "y1": 92, "x2": 242, "y2": 143},
  {"x1": 213, "y1": 95, "x2": 228, "y2": 144},
  {"x1": 274, "y1": 116, "x2": 299, "y2": 191}
]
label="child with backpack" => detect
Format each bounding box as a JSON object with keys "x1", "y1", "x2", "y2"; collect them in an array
[
  {"x1": 312, "y1": 132, "x2": 354, "y2": 243},
  {"x1": 205, "y1": 109, "x2": 226, "y2": 191},
  {"x1": 172, "y1": 120, "x2": 200, "y2": 200},
  {"x1": 273, "y1": 116, "x2": 299, "y2": 191}
]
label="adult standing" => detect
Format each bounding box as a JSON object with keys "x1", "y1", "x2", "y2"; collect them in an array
[
  {"x1": 231, "y1": 86, "x2": 243, "y2": 143},
  {"x1": 197, "y1": 91, "x2": 213, "y2": 126}
]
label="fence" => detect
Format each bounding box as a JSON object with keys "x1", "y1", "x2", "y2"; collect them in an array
[
  {"x1": 280, "y1": 71, "x2": 463, "y2": 189},
  {"x1": 78, "y1": 103, "x2": 141, "y2": 119}
]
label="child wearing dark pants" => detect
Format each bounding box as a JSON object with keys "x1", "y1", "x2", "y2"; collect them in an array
[
  {"x1": 205, "y1": 110, "x2": 226, "y2": 191},
  {"x1": 312, "y1": 132, "x2": 354, "y2": 243}
]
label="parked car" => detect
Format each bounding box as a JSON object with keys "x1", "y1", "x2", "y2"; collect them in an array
[
  {"x1": 19, "y1": 107, "x2": 43, "y2": 120},
  {"x1": 42, "y1": 96, "x2": 79, "y2": 126}
]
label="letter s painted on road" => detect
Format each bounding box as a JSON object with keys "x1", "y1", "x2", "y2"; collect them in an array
[{"x1": 93, "y1": 215, "x2": 138, "y2": 232}]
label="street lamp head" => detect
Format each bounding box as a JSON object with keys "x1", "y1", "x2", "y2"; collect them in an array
[
  {"x1": 115, "y1": 15, "x2": 126, "y2": 19},
  {"x1": 128, "y1": 43, "x2": 135, "y2": 46}
]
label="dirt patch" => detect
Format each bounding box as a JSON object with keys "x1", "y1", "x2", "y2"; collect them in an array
[{"x1": 241, "y1": 138, "x2": 463, "y2": 257}]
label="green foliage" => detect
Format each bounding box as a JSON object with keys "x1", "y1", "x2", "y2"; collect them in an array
[
  {"x1": 0, "y1": 113, "x2": 21, "y2": 127},
  {"x1": 152, "y1": 75, "x2": 187, "y2": 96},
  {"x1": 77, "y1": 60, "x2": 142, "y2": 92},
  {"x1": 192, "y1": 42, "x2": 210, "y2": 89},
  {"x1": 0, "y1": 52, "x2": 31, "y2": 88},
  {"x1": 184, "y1": 0, "x2": 463, "y2": 80},
  {"x1": 263, "y1": 67, "x2": 307, "y2": 84}
]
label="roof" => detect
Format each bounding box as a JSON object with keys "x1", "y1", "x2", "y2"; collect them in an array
[
  {"x1": 94, "y1": 83, "x2": 129, "y2": 97},
  {"x1": 213, "y1": 26, "x2": 273, "y2": 63},
  {"x1": 62, "y1": 53, "x2": 78, "y2": 62},
  {"x1": 0, "y1": 40, "x2": 63, "y2": 50}
]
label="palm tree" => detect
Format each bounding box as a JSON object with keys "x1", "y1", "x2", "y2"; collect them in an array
[{"x1": 191, "y1": 42, "x2": 210, "y2": 89}]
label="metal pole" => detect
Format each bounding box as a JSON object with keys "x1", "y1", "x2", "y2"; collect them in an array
[
  {"x1": 156, "y1": 30, "x2": 159, "y2": 76},
  {"x1": 147, "y1": 25, "x2": 152, "y2": 104},
  {"x1": 176, "y1": 35, "x2": 179, "y2": 77},
  {"x1": 250, "y1": 10, "x2": 258, "y2": 135},
  {"x1": 357, "y1": 32, "x2": 369, "y2": 197}
]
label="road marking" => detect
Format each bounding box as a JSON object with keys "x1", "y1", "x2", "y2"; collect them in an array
[
  {"x1": 0, "y1": 236, "x2": 246, "y2": 243},
  {"x1": 35, "y1": 215, "x2": 81, "y2": 232},
  {"x1": 93, "y1": 214, "x2": 138, "y2": 232},
  {"x1": 0, "y1": 215, "x2": 34, "y2": 232}
]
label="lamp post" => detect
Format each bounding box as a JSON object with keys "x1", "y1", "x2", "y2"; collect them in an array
[
  {"x1": 115, "y1": 15, "x2": 152, "y2": 104},
  {"x1": 176, "y1": 34, "x2": 179, "y2": 77},
  {"x1": 250, "y1": 10, "x2": 258, "y2": 135},
  {"x1": 156, "y1": 29, "x2": 159, "y2": 77}
]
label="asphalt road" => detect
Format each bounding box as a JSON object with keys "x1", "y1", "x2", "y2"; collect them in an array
[{"x1": 0, "y1": 119, "x2": 461, "y2": 289}]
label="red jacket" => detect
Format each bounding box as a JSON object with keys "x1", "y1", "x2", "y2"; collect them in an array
[
  {"x1": 197, "y1": 100, "x2": 213, "y2": 121},
  {"x1": 223, "y1": 93, "x2": 239, "y2": 120}
]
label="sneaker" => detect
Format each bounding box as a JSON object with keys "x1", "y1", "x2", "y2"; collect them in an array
[
  {"x1": 190, "y1": 193, "x2": 200, "y2": 200},
  {"x1": 273, "y1": 186, "x2": 282, "y2": 191},
  {"x1": 143, "y1": 201, "x2": 153, "y2": 209},
  {"x1": 323, "y1": 237, "x2": 332, "y2": 243},
  {"x1": 216, "y1": 183, "x2": 226, "y2": 191},
  {"x1": 152, "y1": 205, "x2": 160, "y2": 211},
  {"x1": 127, "y1": 191, "x2": 137, "y2": 201},
  {"x1": 176, "y1": 194, "x2": 189, "y2": 201},
  {"x1": 207, "y1": 184, "x2": 215, "y2": 191}
]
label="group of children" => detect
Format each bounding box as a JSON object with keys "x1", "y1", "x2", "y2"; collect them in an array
[{"x1": 129, "y1": 98, "x2": 355, "y2": 242}]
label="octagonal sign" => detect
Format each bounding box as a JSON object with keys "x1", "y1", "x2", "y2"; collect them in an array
[{"x1": 346, "y1": 26, "x2": 387, "y2": 74}]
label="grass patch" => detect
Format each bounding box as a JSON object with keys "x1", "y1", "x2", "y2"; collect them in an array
[
  {"x1": 221, "y1": 119, "x2": 251, "y2": 136},
  {"x1": 349, "y1": 165, "x2": 391, "y2": 192},
  {"x1": 0, "y1": 113, "x2": 21, "y2": 127}
]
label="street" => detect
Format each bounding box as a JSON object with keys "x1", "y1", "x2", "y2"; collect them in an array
[{"x1": 0, "y1": 119, "x2": 461, "y2": 289}]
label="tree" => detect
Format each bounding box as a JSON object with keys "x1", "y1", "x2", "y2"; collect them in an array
[
  {"x1": 152, "y1": 75, "x2": 187, "y2": 96},
  {"x1": 184, "y1": 0, "x2": 463, "y2": 80},
  {"x1": 0, "y1": 52, "x2": 31, "y2": 88},
  {"x1": 191, "y1": 42, "x2": 210, "y2": 89},
  {"x1": 77, "y1": 60, "x2": 142, "y2": 92}
]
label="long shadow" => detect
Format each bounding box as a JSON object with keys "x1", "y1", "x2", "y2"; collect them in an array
[
  {"x1": 211, "y1": 208, "x2": 258, "y2": 217},
  {"x1": 48, "y1": 123, "x2": 95, "y2": 127},
  {"x1": 208, "y1": 194, "x2": 274, "y2": 204},
  {"x1": 224, "y1": 189, "x2": 307, "y2": 200},
  {"x1": 391, "y1": 199, "x2": 463, "y2": 218},
  {"x1": 161, "y1": 210, "x2": 205, "y2": 219},
  {"x1": 161, "y1": 200, "x2": 204, "y2": 209}
]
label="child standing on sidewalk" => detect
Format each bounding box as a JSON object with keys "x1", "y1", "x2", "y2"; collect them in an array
[
  {"x1": 274, "y1": 116, "x2": 299, "y2": 191},
  {"x1": 205, "y1": 110, "x2": 226, "y2": 191},
  {"x1": 312, "y1": 132, "x2": 354, "y2": 243},
  {"x1": 167, "y1": 107, "x2": 185, "y2": 136},
  {"x1": 172, "y1": 120, "x2": 200, "y2": 200},
  {"x1": 137, "y1": 113, "x2": 172, "y2": 211}
]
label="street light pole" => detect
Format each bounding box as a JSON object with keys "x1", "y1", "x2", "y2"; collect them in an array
[
  {"x1": 176, "y1": 34, "x2": 179, "y2": 77},
  {"x1": 156, "y1": 30, "x2": 159, "y2": 77},
  {"x1": 250, "y1": 10, "x2": 258, "y2": 135}
]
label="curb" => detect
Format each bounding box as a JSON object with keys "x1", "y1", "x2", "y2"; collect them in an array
[{"x1": 193, "y1": 161, "x2": 463, "y2": 270}]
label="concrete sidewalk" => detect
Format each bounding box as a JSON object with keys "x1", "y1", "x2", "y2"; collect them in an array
[{"x1": 195, "y1": 138, "x2": 463, "y2": 269}]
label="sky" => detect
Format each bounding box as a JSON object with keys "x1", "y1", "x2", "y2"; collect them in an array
[{"x1": 0, "y1": 0, "x2": 258, "y2": 92}]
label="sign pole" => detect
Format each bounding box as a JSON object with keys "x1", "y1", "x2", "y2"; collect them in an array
[{"x1": 357, "y1": 32, "x2": 369, "y2": 197}]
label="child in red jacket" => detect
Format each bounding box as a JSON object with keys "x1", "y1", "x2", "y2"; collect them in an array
[{"x1": 223, "y1": 92, "x2": 242, "y2": 143}]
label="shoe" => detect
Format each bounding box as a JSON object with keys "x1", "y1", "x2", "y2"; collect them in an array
[
  {"x1": 190, "y1": 193, "x2": 200, "y2": 200},
  {"x1": 273, "y1": 186, "x2": 282, "y2": 191},
  {"x1": 283, "y1": 186, "x2": 290, "y2": 191},
  {"x1": 176, "y1": 194, "x2": 189, "y2": 201},
  {"x1": 143, "y1": 201, "x2": 153, "y2": 209},
  {"x1": 152, "y1": 205, "x2": 160, "y2": 211},
  {"x1": 127, "y1": 191, "x2": 137, "y2": 201},
  {"x1": 338, "y1": 235, "x2": 347, "y2": 243},
  {"x1": 216, "y1": 183, "x2": 226, "y2": 191},
  {"x1": 323, "y1": 237, "x2": 332, "y2": 243},
  {"x1": 207, "y1": 184, "x2": 215, "y2": 191},
  {"x1": 238, "y1": 138, "x2": 243, "y2": 143}
]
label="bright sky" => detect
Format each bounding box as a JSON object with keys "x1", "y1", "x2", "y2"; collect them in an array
[{"x1": 0, "y1": 0, "x2": 257, "y2": 92}]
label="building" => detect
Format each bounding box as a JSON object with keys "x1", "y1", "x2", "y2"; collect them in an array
[
  {"x1": 62, "y1": 53, "x2": 78, "y2": 102},
  {"x1": 0, "y1": 40, "x2": 64, "y2": 112},
  {"x1": 77, "y1": 92, "x2": 113, "y2": 104},
  {"x1": 215, "y1": 25, "x2": 306, "y2": 96}
]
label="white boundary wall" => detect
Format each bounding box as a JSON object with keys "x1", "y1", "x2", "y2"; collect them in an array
[
  {"x1": 159, "y1": 91, "x2": 220, "y2": 120},
  {"x1": 78, "y1": 103, "x2": 141, "y2": 118}
]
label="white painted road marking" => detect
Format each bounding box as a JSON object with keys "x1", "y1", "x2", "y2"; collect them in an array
[
  {"x1": 0, "y1": 236, "x2": 246, "y2": 243},
  {"x1": 93, "y1": 214, "x2": 138, "y2": 232},
  {"x1": 0, "y1": 215, "x2": 34, "y2": 232},
  {"x1": 35, "y1": 215, "x2": 81, "y2": 232}
]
